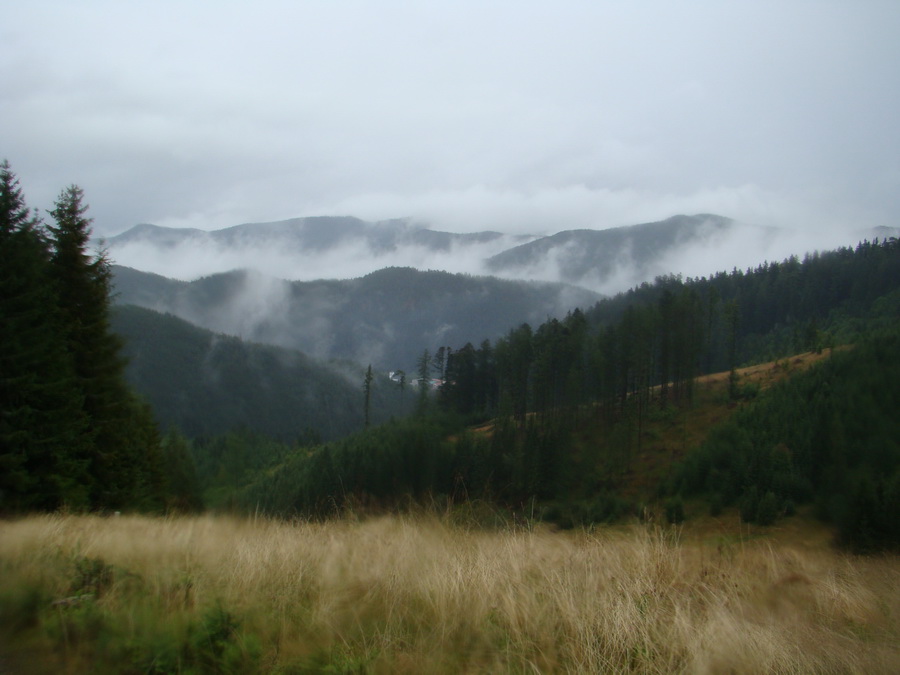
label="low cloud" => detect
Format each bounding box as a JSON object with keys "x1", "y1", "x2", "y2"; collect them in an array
[
  {"x1": 320, "y1": 183, "x2": 876, "y2": 238},
  {"x1": 106, "y1": 206, "x2": 885, "y2": 300},
  {"x1": 107, "y1": 226, "x2": 535, "y2": 283}
]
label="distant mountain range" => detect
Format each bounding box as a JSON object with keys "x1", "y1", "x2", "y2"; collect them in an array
[
  {"x1": 107, "y1": 210, "x2": 897, "y2": 372},
  {"x1": 103, "y1": 213, "x2": 899, "y2": 294},
  {"x1": 109, "y1": 216, "x2": 532, "y2": 253},
  {"x1": 111, "y1": 265, "x2": 600, "y2": 371},
  {"x1": 104, "y1": 216, "x2": 535, "y2": 286},
  {"x1": 485, "y1": 214, "x2": 763, "y2": 286},
  {"x1": 105, "y1": 212, "x2": 898, "y2": 442},
  {"x1": 103, "y1": 213, "x2": 796, "y2": 292}
]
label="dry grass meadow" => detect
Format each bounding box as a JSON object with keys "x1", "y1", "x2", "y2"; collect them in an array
[{"x1": 1, "y1": 511, "x2": 898, "y2": 673}]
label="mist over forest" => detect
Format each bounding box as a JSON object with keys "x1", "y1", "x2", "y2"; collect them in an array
[
  {"x1": 103, "y1": 211, "x2": 898, "y2": 378},
  {"x1": 101, "y1": 213, "x2": 894, "y2": 296}
]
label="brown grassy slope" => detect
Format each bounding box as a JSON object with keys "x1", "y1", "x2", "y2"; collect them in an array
[
  {"x1": 465, "y1": 350, "x2": 846, "y2": 532},
  {"x1": 577, "y1": 349, "x2": 847, "y2": 504},
  {"x1": 1, "y1": 513, "x2": 898, "y2": 673}
]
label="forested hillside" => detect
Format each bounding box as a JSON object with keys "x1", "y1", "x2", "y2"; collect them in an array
[
  {"x1": 111, "y1": 265, "x2": 600, "y2": 370},
  {"x1": 233, "y1": 237, "x2": 900, "y2": 549},
  {"x1": 583, "y1": 240, "x2": 900, "y2": 369},
  {"x1": 671, "y1": 333, "x2": 900, "y2": 552},
  {"x1": 0, "y1": 162, "x2": 193, "y2": 512},
  {"x1": 112, "y1": 304, "x2": 413, "y2": 442},
  {"x1": 433, "y1": 237, "x2": 900, "y2": 424}
]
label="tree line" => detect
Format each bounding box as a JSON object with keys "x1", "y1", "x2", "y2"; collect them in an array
[{"x1": 435, "y1": 237, "x2": 900, "y2": 425}]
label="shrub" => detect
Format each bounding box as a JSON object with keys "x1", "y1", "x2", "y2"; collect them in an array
[
  {"x1": 665, "y1": 496, "x2": 685, "y2": 524},
  {"x1": 756, "y1": 491, "x2": 779, "y2": 526},
  {"x1": 739, "y1": 487, "x2": 759, "y2": 523},
  {"x1": 70, "y1": 556, "x2": 115, "y2": 597}
]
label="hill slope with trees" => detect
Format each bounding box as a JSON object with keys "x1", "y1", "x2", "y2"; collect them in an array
[
  {"x1": 229, "y1": 236, "x2": 900, "y2": 550},
  {"x1": 111, "y1": 304, "x2": 413, "y2": 442},
  {"x1": 671, "y1": 332, "x2": 900, "y2": 551},
  {"x1": 110, "y1": 265, "x2": 600, "y2": 371}
]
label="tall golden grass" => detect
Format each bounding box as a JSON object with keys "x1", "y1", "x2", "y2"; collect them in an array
[{"x1": 1, "y1": 512, "x2": 898, "y2": 673}]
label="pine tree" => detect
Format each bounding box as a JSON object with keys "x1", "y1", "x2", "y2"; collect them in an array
[
  {"x1": 432, "y1": 346, "x2": 446, "y2": 382},
  {"x1": 0, "y1": 161, "x2": 90, "y2": 510},
  {"x1": 395, "y1": 370, "x2": 406, "y2": 404},
  {"x1": 724, "y1": 299, "x2": 740, "y2": 400},
  {"x1": 496, "y1": 324, "x2": 532, "y2": 425},
  {"x1": 47, "y1": 185, "x2": 164, "y2": 509}
]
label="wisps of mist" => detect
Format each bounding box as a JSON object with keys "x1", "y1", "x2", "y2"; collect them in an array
[
  {"x1": 107, "y1": 213, "x2": 891, "y2": 300},
  {"x1": 109, "y1": 214, "x2": 895, "y2": 375},
  {"x1": 481, "y1": 218, "x2": 892, "y2": 296},
  {"x1": 650, "y1": 222, "x2": 887, "y2": 286},
  {"x1": 108, "y1": 228, "x2": 534, "y2": 283}
]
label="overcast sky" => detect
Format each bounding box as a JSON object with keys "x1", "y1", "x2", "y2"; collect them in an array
[{"x1": 3, "y1": 0, "x2": 899, "y2": 239}]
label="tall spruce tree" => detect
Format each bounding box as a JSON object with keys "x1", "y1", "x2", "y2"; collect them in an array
[
  {"x1": 47, "y1": 185, "x2": 164, "y2": 509},
  {"x1": 0, "y1": 162, "x2": 90, "y2": 510}
]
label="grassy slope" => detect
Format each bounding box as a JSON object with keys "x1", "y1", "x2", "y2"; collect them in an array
[
  {"x1": 472, "y1": 348, "x2": 843, "y2": 513},
  {"x1": 1, "y1": 512, "x2": 897, "y2": 673},
  {"x1": 617, "y1": 348, "x2": 847, "y2": 503},
  {"x1": 596, "y1": 347, "x2": 866, "y2": 552}
]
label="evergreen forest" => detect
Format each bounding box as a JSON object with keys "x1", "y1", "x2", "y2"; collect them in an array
[{"x1": 234, "y1": 233, "x2": 900, "y2": 551}]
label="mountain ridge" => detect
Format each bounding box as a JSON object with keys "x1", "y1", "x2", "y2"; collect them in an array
[
  {"x1": 111, "y1": 265, "x2": 601, "y2": 371},
  {"x1": 102, "y1": 213, "x2": 755, "y2": 291},
  {"x1": 102, "y1": 212, "x2": 897, "y2": 303},
  {"x1": 108, "y1": 215, "x2": 535, "y2": 260}
]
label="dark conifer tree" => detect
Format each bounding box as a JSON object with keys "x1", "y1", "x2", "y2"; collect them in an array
[
  {"x1": 724, "y1": 299, "x2": 740, "y2": 400},
  {"x1": 474, "y1": 339, "x2": 498, "y2": 416},
  {"x1": 658, "y1": 289, "x2": 674, "y2": 408},
  {"x1": 48, "y1": 185, "x2": 165, "y2": 509},
  {"x1": 432, "y1": 346, "x2": 447, "y2": 382},
  {"x1": 0, "y1": 162, "x2": 90, "y2": 510},
  {"x1": 496, "y1": 324, "x2": 532, "y2": 425},
  {"x1": 397, "y1": 370, "x2": 406, "y2": 404}
]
